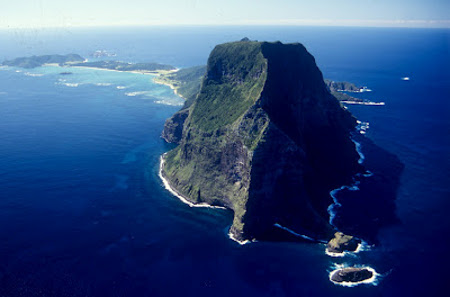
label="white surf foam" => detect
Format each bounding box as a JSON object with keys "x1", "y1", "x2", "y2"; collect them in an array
[
  {"x1": 116, "y1": 86, "x2": 127, "y2": 89},
  {"x1": 327, "y1": 136, "x2": 365, "y2": 226},
  {"x1": 353, "y1": 139, "x2": 365, "y2": 165},
  {"x1": 325, "y1": 249, "x2": 346, "y2": 257},
  {"x1": 94, "y1": 82, "x2": 112, "y2": 86},
  {"x1": 159, "y1": 154, "x2": 258, "y2": 246},
  {"x1": 24, "y1": 72, "x2": 44, "y2": 77},
  {"x1": 154, "y1": 100, "x2": 183, "y2": 106},
  {"x1": 329, "y1": 264, "x2": 379, "y2": 287},
  {"x1": 63, "y1": 83, "x2": 80, "y2": 87},
  {"x1": 358, "y1": 87, "x2": 372, "y2": 92},
  {"x1": 124, "y1": 91, "x2": 150, "y2": 97},
  {"x1": 341, "y1": 101, "x2": 385, "y2": 106},
  {"x1": 273, "y1": 223, "x2": 316, "y2": 242},
  {"x1": 228, "y1": 230, "x2": 251, "y2": 245},
  {"x1": 56, "y1": 82, "x2": 80, "y2": 87},
  {"x1": 158, "y1": 154, "x2": 226, "y2": 210},
  {"x1": 325, "y1": 241, "x2": 371, "y2": 258}
]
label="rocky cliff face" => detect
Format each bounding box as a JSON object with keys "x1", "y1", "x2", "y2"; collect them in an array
[{"x1": 161, "y1": 40, "x2": 362, "y2": 242}]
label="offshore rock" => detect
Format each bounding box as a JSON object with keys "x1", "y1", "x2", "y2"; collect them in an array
[
  {"x1": 326, "y1": 232, "x2": 361, "y2": 254},
  {"x1": 330, "y1": 267, "x2": 373, "y2": 283},
  {"x1": 161, "y1": 40, "x2": 362, "y2": 242}
]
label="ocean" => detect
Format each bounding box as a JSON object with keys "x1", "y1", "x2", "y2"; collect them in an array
[{"x1": 0, "y1": 26, "x2": 448, "y2": 296}]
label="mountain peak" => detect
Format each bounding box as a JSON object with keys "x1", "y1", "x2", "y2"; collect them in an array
[{"x1": 161, "y1": 40, "x2": 361, "y2": 242}]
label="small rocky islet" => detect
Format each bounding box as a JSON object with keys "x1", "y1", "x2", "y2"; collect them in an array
[
  {"x1": 326, "y1": 232, "x2": 362, "y2": 255},
  {"x1": 330, "y1": 267, "x2": 374, "y2": 284}
]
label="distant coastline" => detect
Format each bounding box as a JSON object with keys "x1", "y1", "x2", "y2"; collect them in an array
[
  {"x1": 1, "y1": 54, "x2": 178, "y2": 77},
  {"x1": 68, "y1": 65, "x2": 178, "y2": 77}
]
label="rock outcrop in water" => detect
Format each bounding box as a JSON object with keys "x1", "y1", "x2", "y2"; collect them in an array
[
  {"x1": 326, "y1": 232, "x2": 361, "y2": 254},
  {"x1": 161, "y1": 40, "x2": 362, "y2": 242},
  {"x1": 330, "y1": 267, "x2": 374, "y2": 284}
]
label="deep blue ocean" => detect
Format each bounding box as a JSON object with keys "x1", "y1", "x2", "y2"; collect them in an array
[{"x1": 0, "y1": 26, "x2": 448, "y2": 296}]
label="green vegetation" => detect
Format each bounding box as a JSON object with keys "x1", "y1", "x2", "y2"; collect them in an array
[
  {"x1": 72, "y1": 60, "x2": 175, "y2": 72},
  {"x1": 154, "y1": 65, "x2": 206, "y2": 105},
  {"x1": 324, "y1": 79, "x2": 361, "y2": 92},
  {"x1": 2, "y1": 54, "x2": 85, "y2": 68},
  {"x1": 330, "y1": 90, "x2": 362, "y2": 102},
  {"x1": 324, "y1": 79, "x2": 365, "y2": 102},
  {"x1": 2, "y1": 54, "x2": 175, "y2": 74},
  {"x1": 160, "y1": 66, "x2": 365, "y2": 109},
  {"x1": 161, "y1": 41, "x2": 270, "y2": 238},
  {"x1": 161, "y1": 40, "x2": 360, "y2": 241},
  {"x1": 190, "y1": 42, "x2": 267, "y2": 132}
]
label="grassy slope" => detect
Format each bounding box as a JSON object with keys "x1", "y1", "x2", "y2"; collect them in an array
[
  {"x1": 190, "y1": 42, "x2": 267, "y2": 132},
  {"x1": 155, "y1": 65, "x2": 206, "y2": 105},
  {"x1": 163, "y1": 42, "x2": 270, "y2": 233}
]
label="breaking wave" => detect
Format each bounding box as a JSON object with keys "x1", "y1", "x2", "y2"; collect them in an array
[
  {"x1": 328, "y1": 263, "x2": 380, "y2": 287},
  {"x1": 24, "y1": 72, "x2": 44, "y2": 77},
  {"x1": 124, "y1": 91, "x2": 150, "y2": 97},
  {"x1": 154, "y1": 100, "x2": 183, "y2": 106}
]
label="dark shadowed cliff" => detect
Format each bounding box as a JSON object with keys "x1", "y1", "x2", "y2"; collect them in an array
[{"x1": 161, "y1": 40, "x2": 363, "y2": 242}]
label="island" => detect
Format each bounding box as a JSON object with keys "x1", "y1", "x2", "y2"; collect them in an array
[
  {"x1": 326, "y1": 232, "x2": 362, "y2": 256},
  {"x1": 160, "y1": 40, "x2": 364, "y2": 243},
  {"x1": 2, "y1": 54, "x2": 177, "y2": 74},
  {"x1": 2, "y1": 54, "x2": 85, "y2": 68},
  {"x1": 329, "y1": 267, "x2": 375, "y2": 285},
  {"x1": 70, "y1": 60, "x2": 176, "y2": 74}
]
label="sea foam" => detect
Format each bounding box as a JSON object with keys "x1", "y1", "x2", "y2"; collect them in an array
[
  {"x1": 325, "y1": 241, "x2": 371, "y2": 258},
  {"x1": 62, "y1": 83, "x2": 80, "y2": 87},
  {"x1": 329, "y1": 263, "x2": 380, "y2": 287},
  {"x1": 124, "y1": 91, "x2": 150, "y2": 97},
  {"x1": 154, "y1": 100, "x2": 183, "y2": 106},
  {"x1": 94, "y1": 83, "x2": 112, "y2": 87},
  {"x1": 24, "y1": 72, "x2": 44, "y2": 77},
  {"x1": 273, "y1": 223, "x2": 317, "y2": 242},
  {"x1": 327, "y1": 134, "x2": 368, "y2": 226},
  {"x1": 159, "y1": 154, "x2": 226, "y2": 210}
]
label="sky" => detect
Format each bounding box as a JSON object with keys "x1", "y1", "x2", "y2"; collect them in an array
[{"x1": 2, "y1": 0, "x2": 449, "y2": 29}]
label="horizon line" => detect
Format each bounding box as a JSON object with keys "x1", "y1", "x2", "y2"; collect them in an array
[{"x1": 1, "y1": 19, "x2": 449, "y2": 30}]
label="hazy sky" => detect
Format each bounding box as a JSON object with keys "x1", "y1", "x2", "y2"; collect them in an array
[{"x1": 2, "y1": 0, "x2": 449, "y2": 28}]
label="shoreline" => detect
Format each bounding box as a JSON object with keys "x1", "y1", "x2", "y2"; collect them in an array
[
  {"x1": 341, "y1": 100, "x2": 385, "y2": 106},
  {"x1": 325, "y1": 241, "x2": 366, "y2": 257},
  {"x1": 158, "y1": 154, "x2": 226, "y2": 210},
  {"x1": 153, "y1": 78, "x2": 185, "y2": 100},
  {"x1": 227, "y1": 230, "x2": 251, "y2": 245},
  {"x1": 329, "y1": 266, "x2": 379, "y2": 287},
  {"x1": 41, "y1": 63, "x2": 179, "y2": 77},
  {"x1": 159, "y1": 154, "x2": 254, "y2": 246}
]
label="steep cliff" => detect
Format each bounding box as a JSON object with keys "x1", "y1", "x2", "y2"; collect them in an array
[{"x1": 161, "y1": 40, "x2": 362, "y2": 242}]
